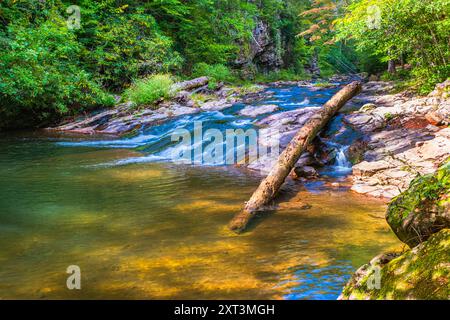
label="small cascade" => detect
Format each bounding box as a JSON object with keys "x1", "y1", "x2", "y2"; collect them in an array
[
  {"x1": 58, "y1": 83, "x2": 357, "y2": 177},
  {"x1": 335, "y1": 145, "x2": 352, "y2": 169},
  {"x1": 321, "y1": 140, "x2": 353, "y2": 176}
]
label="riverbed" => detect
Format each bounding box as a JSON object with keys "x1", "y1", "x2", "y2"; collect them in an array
[{"x1": 0, "y1": 84, "x2": 401, "y2": 299}]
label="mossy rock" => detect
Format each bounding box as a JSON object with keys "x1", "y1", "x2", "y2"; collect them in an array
[
  {"x1": 386, "y1": 159, "x2": 450, "y2": 248},
  {"x1": 340, "y1": 229, "x2": 450, "y2": 300}
]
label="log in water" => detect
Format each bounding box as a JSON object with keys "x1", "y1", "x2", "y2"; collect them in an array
[{"x1": 228, "y1": 81, "x2": 363, "y2": 233}]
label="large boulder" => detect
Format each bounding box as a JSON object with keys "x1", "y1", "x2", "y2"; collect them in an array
[
  {"x1": 386, "y1": 159, "x2": 450, "y2": 248},
  {"x1": 339, "y1": 229, "x2": 450, "y2": 300}
]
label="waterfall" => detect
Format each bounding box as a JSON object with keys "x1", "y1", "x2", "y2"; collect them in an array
[
  {"x1": 323, "y1": 141, "x2": 352, "y2": 175},
  {"x1": 335, "y1": 145, "x2": 351, "y2": 169}
]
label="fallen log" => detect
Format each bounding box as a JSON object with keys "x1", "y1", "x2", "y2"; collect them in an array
[
  {"x1": 229, "y1": 81, "x2": 362, "y2": 233},
  {"x1": 172, "y1": 76, "x2": 209, "y2": 92}
]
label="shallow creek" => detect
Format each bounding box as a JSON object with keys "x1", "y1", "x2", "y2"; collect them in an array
[{"x1": 0, "y1": 85, "x2": 401, "y2": 299}]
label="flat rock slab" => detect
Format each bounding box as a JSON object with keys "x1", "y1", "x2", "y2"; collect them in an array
[
  {"x1": 239, "y1": 104, "x2": 278, "y2": 117},
  {"x1": 349, "y1": 81, "x2": 450, "y2": 199},
  {"x1": 199, "y1": 99, "x2": 233, "y2": 111}
]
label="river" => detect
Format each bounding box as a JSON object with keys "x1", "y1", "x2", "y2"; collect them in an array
[{"x1": 0, "y1": 84, "x2": 400, "y2": 299}]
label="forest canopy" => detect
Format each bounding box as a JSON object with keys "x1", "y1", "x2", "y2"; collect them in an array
[{"x1": 0, "y1": 0, "x2": 449, "y2": 129}]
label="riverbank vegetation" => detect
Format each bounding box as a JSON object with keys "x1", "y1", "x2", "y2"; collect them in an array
[{"x1": 0, "y1": 0, "x2": 448, "y2": 130}]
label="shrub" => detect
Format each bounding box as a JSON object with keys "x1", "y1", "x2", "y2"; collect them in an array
[
  {"x1": 192, "y1": 63, "x2": 235, "y2": 89},
  {"x1": 124, "y1": 74, "x2": 174, "y2": 107},
  {"x1": 254, "y1": 69, "x2": 310, "y2": 82},
  {"x1": 77, "y1": 2, "x2": 183, "y2": 91},
  {"x1": 0, "y1": 18, "x2": 114, "y2": 130}
]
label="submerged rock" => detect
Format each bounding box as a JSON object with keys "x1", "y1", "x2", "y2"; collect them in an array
[
  {"x1": 386, "y1": 160, "x2": 450, "y2": 248},
  {"x1": 292, "y1": 166, "x2": 318, "y2": 179},
  {"x1": 339, "y1": 229, "x2": 450, "y2": 300}
]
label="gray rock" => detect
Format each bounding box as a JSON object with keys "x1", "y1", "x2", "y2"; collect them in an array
[
  {"x1": 239, "y1": 104, "x2": 278, "y2": 117},
  {"x1": 293, "y1": 166, "x2": 318, "y2": 179},
  {"x1": 200, "y1": 99, "x2": 233, "y2": 111}
]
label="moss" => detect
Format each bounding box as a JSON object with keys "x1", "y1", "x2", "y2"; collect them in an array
[
  {"x1": 236, "y1": 84, "x2": 265, "y2": 96},
  {"x1": 190, "y1": 93, "x2": 216, "y2": 107},
  {"x1": 313, "y1": 81, "x2": 334, "y2": 88},
  {"x1": 341, "y1": 229, "x2": 450, "y2": 300},
  {"x1": 386, "y1": 159, "x2": 450, "y2": 247}
]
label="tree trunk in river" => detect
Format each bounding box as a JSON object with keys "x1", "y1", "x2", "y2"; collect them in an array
[
  {"x1": 172, "y1": 76, "x2": 209, "y2": 92},
  {"x1": 228, "y1": 81, "x2": 363, "y2": 233}
]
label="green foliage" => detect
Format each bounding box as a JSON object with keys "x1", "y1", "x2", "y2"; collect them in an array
[
  {"x1": 0, "y1": 3, "x2": 114, "y2": 130},
  {"x1": 75, "y1": 0, "x2": 182, "y2": 90},
  {"x1": 192, "y1": 63, "x2": 235, "y2": 89},
  {"x1": 255, "y1": 69, "x2": 310, "y2": 83},
  {"x1": 1, "y1": 0, "x2": 449, "y2": 129},
  {"x1": 335, "y1": 0, "x2": 450, "y2": 93},
  {"x1": 177, "y1": 0, "x2": 257, "y2": 66},
  {"x1": 384, "y1": 112, "x2": 394, "y2": 121},
  {"x1": 386, "y1": 158, "x2": 450, "y2": 246},
  {"x1": 340, "y1": 229, "x2": 450, "y2": 300},
  {"x1": 124, "y1": 74, "x2": 174, "y2": 107}
]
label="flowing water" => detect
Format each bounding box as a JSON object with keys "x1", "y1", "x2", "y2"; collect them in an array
[{"x1": 0, "y1": 84, "x2": 400, "y2": 299}]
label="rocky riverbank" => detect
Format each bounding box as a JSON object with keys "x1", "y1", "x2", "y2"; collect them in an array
[
  {"x1": 50, "y1": 78, "x2": 268, "y2": 136},
  {"x1": 346, "y1": 80, "x2": 450, "y2": 199},
  {"x1": 250, "y1": 80, "x2": 450, "y2": 190},
  {"x1": 50, "y1": 77, "x2": 450, "y2": 202},
  {"x1": 339, "y1": 159, "x2": 449, "y2": 300}
]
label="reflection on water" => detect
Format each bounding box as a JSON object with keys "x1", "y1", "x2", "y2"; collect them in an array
[{"x1": 0, "y1": 134, "x2": 400, "y2": 299}]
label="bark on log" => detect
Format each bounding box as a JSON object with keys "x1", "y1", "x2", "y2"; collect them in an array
[
  {"x1": 228, "y1": 81, "x2": 362, "y2": 233},
  {"x1": 172, "y1": 77, "x2": 209, "y2": 92}
]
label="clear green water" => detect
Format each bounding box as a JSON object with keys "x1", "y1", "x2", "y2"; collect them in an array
[{"x1": 0, "y1": 131, "x2": 400, "y2": 299}]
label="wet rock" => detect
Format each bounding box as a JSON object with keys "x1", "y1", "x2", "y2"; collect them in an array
[
  {"x1": 169, "y1": 105, "x2": 199, "y2": 116},
  {"x1": 257, "y1": 107, "x2": 319, "y2": 129},
  {"x1": 56, "y1": 109, "x2": 119, "y2": 132},
  {"x1": 296, "y1": 152, "x2": 323, "y2": 168},
  {"x1": 239, "y1": 104, "x2": 278, "y2": 117},
  {"x1": 348, "y1": 139, "x2": 368, "y2": 165},
  {"x1": 339, "y1": 229, "x2": 450, "y2": 300},
  {"x1": 386, "y1": 159, "x2": 450, "y2": 248},
  {"x1": 52, "y1": 101, "x2": 201, "y2": 135},
  {"x1": 292, "y1": 166, "x2": 318, "y2": 179},
  {"x1": 174, "y1": 90, "x2": 191, "y2": 104}
]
